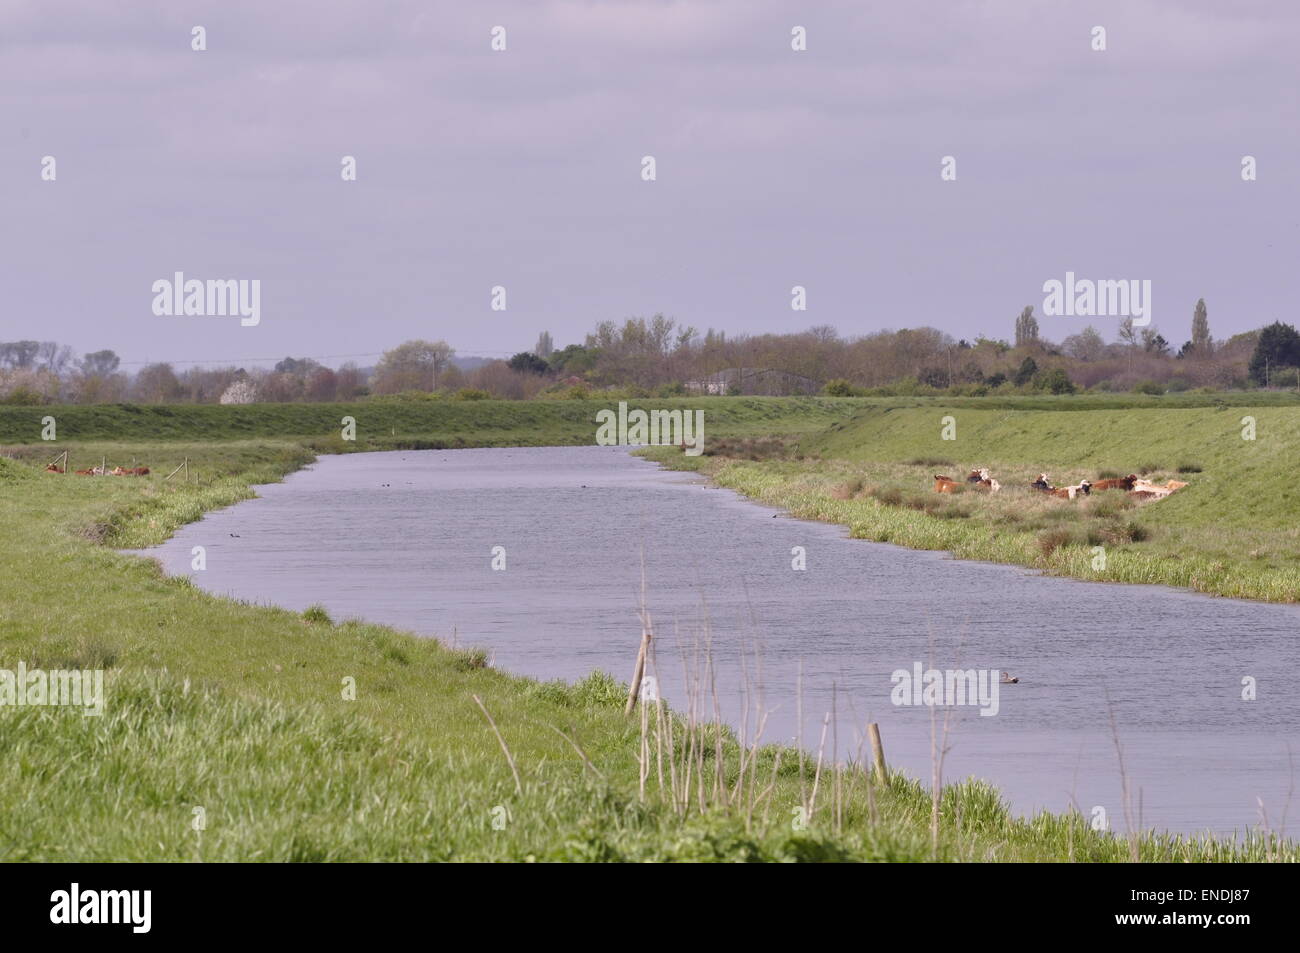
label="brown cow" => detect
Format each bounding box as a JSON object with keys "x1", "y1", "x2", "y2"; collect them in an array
[
  {"x1": 933, "y1": 474, "x2": 960, "y2": 494},
  {"x1": 1092, "y1": 474, "x2": 1138, "y2": 491},
  {"x1": 44, "y1": 464, "x2": 63, "y2": 474},
  {"x1": 74, "y1": 468, "x2": 96, "y2": 476},
  {"x1": 1049, "y1": 480, "x2": 1092, "y2": 500}
]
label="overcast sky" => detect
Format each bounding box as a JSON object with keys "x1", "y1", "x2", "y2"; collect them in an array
[{"x1": 2, "y1": 0, "x2": 1296, "y2": 369}]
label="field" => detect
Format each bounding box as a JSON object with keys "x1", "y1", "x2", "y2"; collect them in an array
[
  {"x1": 1, "y1": 396, "x2": 1297, "y2": 860},
  {"x1": 646, "y1": 402, "x2": 1300, "y2": 602}
]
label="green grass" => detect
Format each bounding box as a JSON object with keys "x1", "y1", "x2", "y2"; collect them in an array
[
  {"x1": 645, "y1": 403, "x2": 1300, "y2": 602},
  {"x1": 0, "y1": 396, "x2": 872, "y2": 448},
  {"x1": 1, "y1": 403, "x2": 1297, "y2": 860}
]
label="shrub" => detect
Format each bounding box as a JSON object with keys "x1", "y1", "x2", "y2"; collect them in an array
[
  {"x1": 824, "y1": 379, "x2": 858, "y2": 397},
  {"x1": 302, "y1": 604, "x2": 333, "y2": 625},
  {"x1": 1132, "y1": 380, "x2": 1164, "y2": 395},
  {"x1": 1176, "y1": 462, "x2": 1203, "y2": 474},
  {"x1": 1036, "y1": 528, "x2": 1074, "y2": 558},
  {"x1": 453, "y1": 388, "x2": 492, "y2": 401}
]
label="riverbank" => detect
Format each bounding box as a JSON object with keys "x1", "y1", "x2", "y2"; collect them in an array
[
  {"x1": 643, "y1": 404, "x2": 1300, "y2": 603},
  {"x1": 1, "y1": 417, "x2": 1295, "y2": 859}
]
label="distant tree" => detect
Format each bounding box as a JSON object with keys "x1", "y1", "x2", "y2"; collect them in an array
[
  {"x1": 1190, "y1": 298, "x2": 1212, "y2": 355},
  {"x1": 534, "y1": 331, "x2": 554, "y2": 359},
  {"x1": 274, "y1": 356, "x2": 321, "y2": 375},
  {"x1": 335, "y1": 362, "x2": 366, "y2": 399},
  {"x1": 304, "y1": 367, "x2": 337, "y2": 401},
  {"x1": 549, "y1": 344, "x2": 596, "y2": 376},
  {"x1": 1141, "y1": 328, "x2": 1170, "y2": 355},
  {"x1": 1013, "y1": 356, "x2": 1038, "y2": 387},
  {"x1": 1037, "y1": 367, "x2": 1076, "y2": 395},
  {"x1": 0, "y1": 340, "x2": 41, "y2": 369},
  {"x1": 219, "y1": 378, "x2": 258, "y2": 405},
  {"x1": 1248, "y1": 321, "x2": 1300, "y2": 385},
  {"x1": 372, "y1": 339, "x2": 454, "y2": 392},
  {"x1": 507, "y1": 351, "x2": 550, "y2": 375},
  {"x1": 1014, "y1": 307, "x2": 1040, "y2": 348},
  {"x1": 36, "y1": 342, "x2": 74, "y2": 374},
  {"x1": 985, "y1": 371, "x2": 1008, "y2": 389},
  {"x1": 134, "y1": 363, "x2": 181, "y2": 403},
  {"x1": 79, "y1": 349, "x2": 120, "y2": 377},
  {"x1": 1062, "y1": 326, "x2": 1106, "y2": 362}
]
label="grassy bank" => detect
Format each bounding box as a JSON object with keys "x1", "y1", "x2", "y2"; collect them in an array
[
  {"x1": 1, "y1": 404, "x2": 1295, "y2": 860},
  {"x1": 0, "y1": 396, "x2": 874, "y2": 449},
  {"x1": 644, "y1": 403, "x2": 1300, "y2": 602}
]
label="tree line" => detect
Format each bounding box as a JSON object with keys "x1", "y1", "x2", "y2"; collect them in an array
[{"x1": 4, "y1": 300, "x2": 1299, "y2": 405}]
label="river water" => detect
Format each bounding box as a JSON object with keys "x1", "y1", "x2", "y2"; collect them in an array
[{"x1": 138, "y1": 446, "x2": 1300, "y2": 838}]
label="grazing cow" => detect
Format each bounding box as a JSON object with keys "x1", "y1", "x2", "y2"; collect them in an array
[
  {"x1": 1091, "y1": 474, "x2": 1138, "y2": 491},
  {"x1": 1050, "y1": 479, "x2": 1092, "y2": 500},
  {"x1": 933, "y1": 474, "x2": 961, "y2": 494},
  {"x1": 1030, "y1": 473, "x2": 1053, "y2": 492},
  {"x1": 74, "y1": 468, "x2": 96, "y2": 476},
  {"x1": 44, "y1": 464, "x2": 63, "y2": 474},
  {"x1": 110, "y1": 466, "x2": 128, "y2": 476}
]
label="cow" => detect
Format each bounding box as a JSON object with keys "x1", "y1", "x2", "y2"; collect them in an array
[
  {"x1": 1030, "y1": 474, "x2": 1053, "y2": 492},
  {"x1": 967, "y1": 467, "x2": 1001, "y2": 492},
  {"x1": 1050, "y1": 479, "x2": 1091, "y2": 500},
  {"x1": 1092, "y1": 474, "x2": 1138, "y2": 491},
  {"x1": 44, "y1": 464, "x2": 63, "y2": 474},
  {"x1": 933, "y1": 474, "x2": 961, "y2": 494},
  {"x1": 74, "y1": 468, "x2": 97, "y2": 476},
  {"x1": 1130, "y1": 478, "x2": 1187, "y2": 501}
]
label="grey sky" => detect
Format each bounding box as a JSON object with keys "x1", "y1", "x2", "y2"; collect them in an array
[{"x1": 3, "y1": 0, "x2": 1297, "y2": 368}]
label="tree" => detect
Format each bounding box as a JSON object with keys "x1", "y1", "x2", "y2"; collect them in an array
[
  {"x1": 372, "y1": 339, "x2": 454, "y2": 392},
  {"x1": 1014, "y1": 307, "x2": 1040, "y2": 348},
  {"x1": 507, "y1": 351, "x2": 550, "y2": 375},
  {"x1": 219, "y1": 378, "x2": 258, "y2": 405},
  {"x1": 134, "y1": 363, "x2": 181, "y2": 403},
  {"x1": 1013, "y1": 356, "x2": 1038, "y2": 387},
  {"x1": 1062, "y1": 326, "x2": 1105, "y2": 362},
  {"x1": 274, "y1": 356, "x2": 321, "y2": 375},
  {"x1": 1190, "y1": 298, "x2": 1212, "y2": 355},
  {"x1": 1037, "y1": 367, "x2": 1076, "y2": 394},
  {"x1": 80, "y1": 350, "x2": 120, "y2": 377},
  {"x1": 534, "y1": 331, "x2": 554, "y2": 359},
  {"x1": 1248, "y1": 321, "x2": 1300, "y2": 385},
  {"x1": 0, "y1": 340, "x2": 41, "y2": 369},
  {"x1": 1141, "y1": 328, "x2": 1170, "y2": 355}
]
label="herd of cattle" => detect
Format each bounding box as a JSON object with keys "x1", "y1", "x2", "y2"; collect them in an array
[
  {"x1": 45, "y1": 464, "x2": 150, "y2": 477},
  {"x1": 933, "y1": 468, "x2": 1189, "y2": 502}
]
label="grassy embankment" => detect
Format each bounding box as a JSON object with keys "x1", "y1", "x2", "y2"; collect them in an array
[
  {"x1": 644, "y1": 401, "x2": 1300, "y2": 602},
  {"x1": 1, "y1": 397, "x2": 1296, "y2": 860}
]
